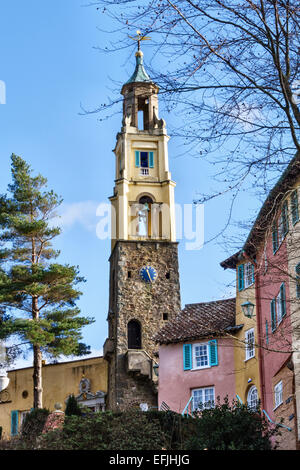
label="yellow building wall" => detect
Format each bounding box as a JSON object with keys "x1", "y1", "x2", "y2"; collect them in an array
[
  {"x1": 111, "y1": 129, "x2": 177, "y2": 249},
  {"x1": 0, "y1": 356, "x2": 107, "y2": 439},
  {"x1": 234, "y1": 265, "x2": 261, "y2": 404}
]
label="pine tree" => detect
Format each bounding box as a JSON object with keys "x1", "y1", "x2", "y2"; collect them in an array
[{"x1": 0, "y1": 154, "x2": 94, "y2": 408}]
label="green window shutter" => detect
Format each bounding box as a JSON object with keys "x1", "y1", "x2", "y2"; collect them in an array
[
  {"x1": 296, "y1": 263, "x2": 300, "y2": 299},
  {"x1": 272, "y1": 222, "x2": 278, "y2": 253},
  {"x1": 135, "y1": 151, "x2": 140, "y2": 168},
  {"x1": 291, "y1": 190, "x2": 299, "y2": 225},
  {"x1": 271, "y1": 298, "x2": 276, "y2": 332},
  {"x1": 281, "y1": 201, "x2": 289, "y2": 236},
  {"x1": 238, "y1": 264, "x2": 244, "y2": 291},
  {"x1": 265, "y1": 320, "x2": 269, "y2": 345},
  {"x1": 11, "y1": 410, "x2": 19, "y2": 436},
  {"x1": 280, "y1": 283, "x2": 286, "y2": 317},
  {"x1": 149, "y1": 151, "x2": 154, "y2": 168},
  {"x1": 208, "y1": 340, "x2": 218, "y2": 366},
  {"x1": 183, "y1": 344, "x2": 192, "y2": 370}
]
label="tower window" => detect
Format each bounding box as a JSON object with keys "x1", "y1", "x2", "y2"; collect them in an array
[
  {"x1": 141, "y1": 152, "x2": 149, "y2": 168},
  {"x1": 135, "y1": 151, "x2": 154, "y2": 169},
  {"x1": 166, "y1": 272, "x2": 170, "y2": 279},
  {"x1": 128, "y1": 270, "x2": 132, "y2": 279},
  {"x1": 138, "y1": 110, "x2": 144, "y2": 130},
  {"x1": 163, "y1": 313, "x2": 168, "y2": 321},
  {"x1": 137, "y1": 196, "x2": 153, "y2": 237},
  {"x1": 128, "y1": 320, "x2": 142, "y2": 349}
]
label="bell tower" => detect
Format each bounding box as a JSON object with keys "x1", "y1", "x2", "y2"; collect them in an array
[{"x1": 103, "y1": 49, "x2": 181, "y2": 411}]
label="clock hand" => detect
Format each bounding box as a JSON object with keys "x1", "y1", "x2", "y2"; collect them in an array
[{"x1": 146, "y1": 268, "x2": 152, "y2": 283}]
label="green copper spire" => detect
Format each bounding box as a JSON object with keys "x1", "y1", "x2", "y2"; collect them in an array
[{"x1": 125, "y1": 50, "x2": 152, "y2": 84}]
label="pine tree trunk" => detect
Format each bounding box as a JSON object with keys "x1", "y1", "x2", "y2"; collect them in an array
[
  {"x1": 33, "y1": 344, "x2": 43, "y2": 409},
  {"x1": 32, "y1": 289, "x2": 43, "y2": 409}
]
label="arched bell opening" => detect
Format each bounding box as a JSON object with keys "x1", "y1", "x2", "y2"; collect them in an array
[{"x1": 137, "y1": 195, "x2": 153, "y2": 238}]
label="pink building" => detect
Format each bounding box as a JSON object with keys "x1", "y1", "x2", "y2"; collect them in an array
[
  {"x1": 155, "y1": 298, "x2": 238, "y2": 415},
  {"x1": 221, "y1": 151, "x2": 300, "y2": 449}
]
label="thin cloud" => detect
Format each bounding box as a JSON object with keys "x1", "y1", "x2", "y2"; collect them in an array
[{"x1": 51, "y1": 201, "x2": 100, "y2": 232}]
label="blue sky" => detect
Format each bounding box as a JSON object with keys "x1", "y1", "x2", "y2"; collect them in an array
[{"x1": 0, "y1": 1, "x2": 259, "y2": 367}]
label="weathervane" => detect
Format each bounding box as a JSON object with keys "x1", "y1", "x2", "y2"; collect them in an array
[{"x1": 129, "y1": 30, "x2": 151, "y2": 51}]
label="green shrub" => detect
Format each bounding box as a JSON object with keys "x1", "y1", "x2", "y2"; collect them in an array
[
  {"x1": 0, "y1": 400, "x2": 279, "y2": 450},
  {"x1": 20, "y1": 408, "x2": 50, "y2": 445},
  {"x1": 65, "y1": 394, "x2": 82, "y2": 416},
  {"x1": 39, "y1": 410, "x2": 167, "y2": 450},
  {"x1": 183, "y1": 397, "x2": 279, "y2": 450}
]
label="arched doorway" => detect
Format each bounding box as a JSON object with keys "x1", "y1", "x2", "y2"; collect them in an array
[{"x1": 128, "y1": 320, "x2": 142, "y2": 349}]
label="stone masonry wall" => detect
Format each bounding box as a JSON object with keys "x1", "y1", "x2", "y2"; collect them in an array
[
  {"x1": 272, "y1": 364, "x2": 298, "y2": 450},
  {"x1": 106, "y1": 240, "x2": 181, "y2": 410}
]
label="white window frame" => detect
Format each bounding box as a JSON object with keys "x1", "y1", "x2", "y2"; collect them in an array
[
  {"x1": 245, "y1": 328, "x2": 255, "y2": 361},
  {"x1": 274, "y1": 381, "x2": 283, "y2": 409},
  {"x1": 247, "y1": 386, "x2": 258, "y2": 411},
  {"x1": 192, "y1": 343, "x2": 209, "y2": 370},
  {"x1": 244, "y1": 262, "x2": 254, "y2": 288},
  {"x1": 192, "y1": 387, "x2": 215, "y2": 412},
  {"x1": 276, "y1": 290, "x2": 283, "y2": 325},
  {"x1": 19, "y1": 410, "x2": 31, "y2": 430}
]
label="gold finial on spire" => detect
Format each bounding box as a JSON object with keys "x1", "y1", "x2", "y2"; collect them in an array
[{"x1": 129, "y1": 30, "x2": 151, "y2": 51}]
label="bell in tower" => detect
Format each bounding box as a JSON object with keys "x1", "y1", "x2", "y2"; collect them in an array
[
  {"x1": 103, "y1": 46, "x2": 181, "y2": 411},
  {"x1": 121, "y1": 50, "x2": 165, "y2": 131}
]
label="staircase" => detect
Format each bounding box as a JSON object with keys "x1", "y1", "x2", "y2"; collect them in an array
[{"x1": 125, "y1": 349, "x2": 158, "y2": 393}]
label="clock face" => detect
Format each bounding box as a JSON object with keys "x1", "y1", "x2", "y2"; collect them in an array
[{"x1": 140, "y1": 265, "x2": 158, "y2": 283}]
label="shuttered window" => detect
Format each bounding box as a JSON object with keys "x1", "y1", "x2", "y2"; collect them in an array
[
  {"x1": 271, "y1": 283, "x2": 286, "y2": 331},
  {"x1": 208, "y1": 340, "x2": 218, "y2": 366},
  {"x1": 271, "y1": 298, "x2": 276, "y2": 332},
  {"x1": 280, "y1": 201, "x2": 289, "y2": 239},
  {"x1": 135, "y1": 150, "x2": 140, "y2": 168},
  {"x1": 183, "y1": 344, "x2": 192, "y2": 370},
  {"x1": 184, "y1": 341, "x2": 219, "y2": 370},
  {"x1": 11, "y1": 410, "x2": 19, "y2": 436},
  {"x1": 134, "y1": 151, "x2": 154, "y2": 169},
  {"x1": 149, "y1": 151, "x2": 154, "y2": 168},
  {"x1": 272, "y1": 221, "x2": 279, "y2": 253},
  {"x1": 296, "y1": 263, "x2": 300, "y2": 299},
  {"x1": 291, "y1": 190, "x2": 299, "y2": 225},
  {"x1": 238, "y1": 264, "x2": 244, "y2": 291},
  {"x1": 238, "y1": 262, "x2": 254, "y2": 291}
]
